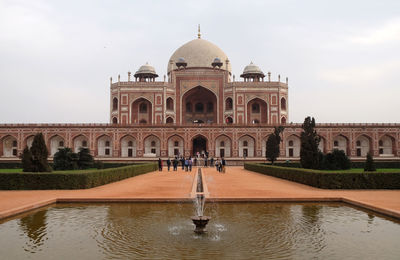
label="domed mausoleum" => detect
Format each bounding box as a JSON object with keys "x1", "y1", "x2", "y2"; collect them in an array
[{"x1": 0, "y1": 28, "x2": 398, "y2": 162}]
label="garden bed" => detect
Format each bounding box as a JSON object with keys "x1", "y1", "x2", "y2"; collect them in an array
[
  {"x1": 0, "y1": 163, "x2": 157, "y2": 190},
  {"x1": 245, "y1": 163, "x2": 400, "y2": 189}
]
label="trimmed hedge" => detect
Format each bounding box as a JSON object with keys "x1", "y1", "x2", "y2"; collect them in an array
[
  {"x1": 0, "y1": 162, "x2": 139, "y2": 169},
  {"x1": 0, "y1": 163, "x2": 157, "y2": 190},
  {"x1": 264, "y1": 161, "x2": 400, "y2": 169},
  {"x1": 245, "y1": 163, "x2": 400, "y2": 189}
]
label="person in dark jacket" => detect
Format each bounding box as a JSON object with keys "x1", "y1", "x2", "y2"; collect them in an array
[
  {"x1": 173, "y1": 157, "x2": 178, "y2": 171},
  {"x1": 166, "y1": 157, "x2": 171, "y2": 171},
  {"x1": 158, "y1": 158, "x2": 163, "y2": 171},
  {"x1": 221, "y1": 157, "x2": 226, "y2": 173},
  {"x1": 180, "y1": 157, "x2": 185, "y2": 170}
]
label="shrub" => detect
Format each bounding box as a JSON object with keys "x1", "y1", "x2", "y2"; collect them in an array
[
  {"x1": 245, "y1": 163, "x2": 400, "y2": 189},
  {"x1": 266, "y1": 126, "x2": 284, "y2": 164},
  {"x1": 320, "y1": 149, "x2": 351, "y2": 170},
  {"x1": 0, "y1": 163, "x2": 157, "y2": 190},
  {"x1": 53, "y1": 148, "x2": 78, "y2": 170},
  {"x1": 364, "y1": 153, "x2": 376, "y2": 172},
  {"x1": 25, "y1": 133, "x2": 52, "y2": 172},
  {"x1": 20, "y1": 147, "x2": 34, "y2": 172},
  {"x1": 77, "y1": 148, "x2": 94, "y2": 169}
]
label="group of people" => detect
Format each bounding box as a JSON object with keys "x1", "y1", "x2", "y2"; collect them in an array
[{"x1": 157, "y1": 156, "x2": 226, "y2": 173}]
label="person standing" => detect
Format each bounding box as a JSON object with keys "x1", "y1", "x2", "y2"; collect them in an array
[
  {"x1": 167, "y1": 157, "x2": 171, "y2": 171},
  {"x1": 158, "y1": 158, "x2": 163, "y2": 171},
  {"x1": 189, "y1": 157, "x2": 193, "y2": 171},
  {"x1": 173, "y1": 157, "x2": 178, "y2": 171},
  {"x1": 185, "y1": 158, "x2": 189, "y2": 172},
  {"x1": 210, "y1": 157, "x2": 214, "y2": 168},
  {"x1": 181, "y1": 156, "x2": 185, "y2": 170},
  {"x1": 221, "y1": 157, "x2": 226, "y2": 173},
  {"x1": 215, "y1": 158, "x2": 219, "y2": 171}
]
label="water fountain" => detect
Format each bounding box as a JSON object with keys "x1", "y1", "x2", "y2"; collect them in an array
[{"x1": 191, "y1": 169, "x2": 210, "y2": 233}]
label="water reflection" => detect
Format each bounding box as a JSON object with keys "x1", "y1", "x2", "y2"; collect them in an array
[
  {"x1": 0, "y1": 202, "x2": 399, "y2": 260},
  {"x1": 19, "y1": 209, "x2": 47, "y2": 253}
]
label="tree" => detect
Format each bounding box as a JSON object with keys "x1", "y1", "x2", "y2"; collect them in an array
[
  {"x1": 77, "y1": 148, "x2": 94, "y2": 169},
  {"x1": 320, "y1": 149, "x2": 351, "y2": 170},
  {"x1": 266, "y1": 126, "x2": 284, "y2": 164},
  {"x1": 364, "y1": 153, "x2": 376, "y2": 172},
  {"x1": 30, "y1": 133, "x2": 52, "y2": 172},
  {"x1": 20, "y1": 146, "x2": 34, "y2": 172},
  {"x1": 300, "y1": 117, "x2": 320, "y2": 169},
  {"x1": 53, "y1": 147, "x2": 78, "y2": 170}
]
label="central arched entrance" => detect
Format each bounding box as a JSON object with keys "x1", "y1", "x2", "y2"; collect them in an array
[
  {"x1": 192, "y1": 136, "x2": 207, "y2": 157},
  {"x1": 182, "y1": 86, "x2": 217, "y2": 124}
]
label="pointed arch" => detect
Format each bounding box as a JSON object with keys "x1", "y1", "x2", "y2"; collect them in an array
[
  {"x1": 131, "y1": 97, "x2": 152, "y2": 124},
  {"x1": 285, "y1": 134, "x2": 301, "y2": 157},
  {"x1": 246, "y1": 97, "x2": 268, "y2": 124},
  {"x1": 1, "y1": 135, "x2": 18, "y2": 157},
  {"x1": 144, "y1": 134, "x2": 161, "y2": 157},
  {"x1": 378, "y1": 134, "x2": 396, "y2": 156},
  {"x1": 97, "y1": 134, "x2": 112, "y2": 157},
  {"x1": 120, "y1": 134, "x2": 136, "y2": 157},
  {"x1": 167, "y1": 134, "x2": 184, "y2": 157},
  {"x1": 49, "y1": 134, "x2": 65, "y2": 156},
  {"x1": 238, "y1": 135, "x2": 255, "y2": 157},
  {"x1": 215, "y1": 134, "x2": 232, "y2": 158},
  {"x1": 332, "y1": 134, "x2": 350, "y2": 155},
  {"x1": 355, "y1": 134, "x2": 372, "y2": 157},
  {"x1": 73, "y1": 134, "x2": 89, "y2": 153}
]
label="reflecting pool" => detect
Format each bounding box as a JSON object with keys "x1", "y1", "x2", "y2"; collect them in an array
[{"x1": 0, "y1": 202, "x2": 399, "y2": 259}]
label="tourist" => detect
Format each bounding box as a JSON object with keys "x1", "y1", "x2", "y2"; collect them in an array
[
  {"x1": 181, "y1": 156, "x2": 185, "y2": 170},
  {"x1": 185, "y1": 158, "x2": 189, "y2": 171},
  {"x1": 158, "y1": 158, "x2": 163, "y2": 171},
  {"x1": 189, "y1": 157, "x2": 193, "y2": 171},
  {"x1": 194, "y1": 157, "x2": 197, "y2": 166},
  {"x1": 222, "y1": 157, "x2": 226, "y2": 173},
  {"x1": 210, "y1": 157, "x2": 214, "y2": 167},
  {"x1": 204, "y1": 156, "x2": 208, "y2": 167},
  {"x1": 166, "y1": 157, "x2": 171, "y2": 171},
  {"x1": 173, "y1": 157, "x2": 178, "y2": 171},
  {"x1": 215, "y1": 159, "x2": 220, "y2": 171}
]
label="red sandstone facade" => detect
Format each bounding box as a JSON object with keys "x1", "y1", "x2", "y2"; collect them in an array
[{"x1": 0, "y1": 33, "x2": 399, "y2": 162}]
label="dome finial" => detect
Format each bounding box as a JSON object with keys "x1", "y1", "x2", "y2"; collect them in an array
[{"x1": 198, "y1": 24, "x2": 201, "y2": 39}]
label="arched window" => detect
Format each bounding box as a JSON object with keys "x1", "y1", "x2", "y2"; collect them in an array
[
  {"x1": 220, "y1": 141, "x2": 225, "y2": 147},
  {"x1": 12, "y1": 140, "x2": 17, "y2": 147},
  {"x1": 186, "y1": 102, "x2": 192, "y2": 112},
  {"x1": 207, "y1": 102, "x2": 213, "y2": 113},
  {"x1": 243, "y1": 141, "x2": 248, "y2": 147},
  {"x1": 226, "y1": 117, "x2": 233, "y2": 124},
  {"x1": 166, "y1": 98, "x2": 174, "y2": 111},
  {"x1": 112, "y1": 97, "x2": 118, "y2": 111},
  {"x1": 112, "y1": 117, "x2": 118, "y2": 124},
  {"x1": 379, "y1": 140, "x2": 383, "y2": 146},
  {"x1": 139, "y1": 103, "x2": 147, "y2": 113},
  {"x1": 289, "y1": 140, "x2": 294, "y2": 146},
  {"x1": 151, "y1": 141, "x2": 156, "y2": 147},
  {"x1": 128, "y1": 141, "x2": 133, "y2": 147},
  {"x1": 334, "y1": 141, "x2": 339, "y2": 146},
  {"x1": 105, "y1": 141, "x2": 110, "y2": 147},
  {"x1": 166, "y1": 117, "x2": 174, "y2": 124},
  {"x1": 281, "y1": 97, "x2": 286, "y2": 111},
  {"x1": 82, "y1": 140, "x2": 87, "y2": 147},
  {"x1": 356, "y1": 140, "x2": 361, "y2": 146},
  {"x1": 252, "y1": 103, "x2": 260, "y2": 113},
  {"x1": 225, "y1": 98, "x2": 233, "y2": 110},
  {"x1": 281, "y1": 117, "x2": 286, "y2": 124},
  {"x1": 195, "y1": 103, "x2": 204, "y2": 113},
  {"x1": 59, "y1": 141, "x2": 64, "y2": 147},
  {"x1": 174, "y1": 141, "x2": 179, "y2": 146}
]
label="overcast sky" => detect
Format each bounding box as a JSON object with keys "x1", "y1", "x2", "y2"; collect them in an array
[{"x1": 0, "y1": 0, "x2": 399, "y2": 124}]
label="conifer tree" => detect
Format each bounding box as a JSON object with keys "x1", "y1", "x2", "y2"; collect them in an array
[
  {"x1": 77, "y1": 148, "x2": 94, "y2": 169},
  {"x1": 21, "y1": 146, "x2": 34, "y2": 172},
  {"x1": 266, "y1": 126, "x2": 284, "y2": 164},
  {"x1": 300, "y1": 116, "x2": 320, "y2": 169},
  {"x1": 53, "y1": 147, "x2": 78, "y2": 170},
  {"x1": 364, "y1": 152, "x2": 376, "y2": 172},
  {"x1": 30, "y1": 133, "x2": 52, "y2": 172}
]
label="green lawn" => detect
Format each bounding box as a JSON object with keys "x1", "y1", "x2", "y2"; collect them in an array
[{"x1": 0, "y1": 168, "x2": 97, "y2": 173}]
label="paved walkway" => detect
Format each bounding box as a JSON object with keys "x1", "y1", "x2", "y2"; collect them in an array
[{"x1": 1, "y1": 167, "x2": 399, "y2": 220}]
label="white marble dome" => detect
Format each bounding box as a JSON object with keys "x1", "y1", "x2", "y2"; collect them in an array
[
  {"x1": 242, "y1": 62, "x2": 264, "y2": 75},
  {"x1": 135, "y1": 62, "x2": 157, "y2": 75},
  {"x1": 168, "y1": 38, "x2": 231, "y2": 74}
]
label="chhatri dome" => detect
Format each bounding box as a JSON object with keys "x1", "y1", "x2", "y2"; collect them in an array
[{"x1": 167, "y1": 26, "x2": 232, "y2": 74}]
